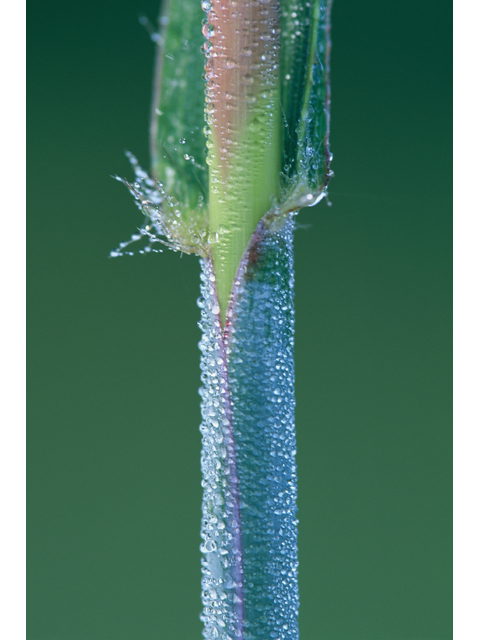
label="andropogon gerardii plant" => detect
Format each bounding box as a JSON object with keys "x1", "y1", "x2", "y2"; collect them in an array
[{"x1": 112, "y1": 1, "x2": 332, "y2": 637}]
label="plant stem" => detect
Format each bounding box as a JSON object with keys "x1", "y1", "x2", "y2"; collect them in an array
[
  {"x1": 199, "y1": 215, "x2": 298, "y2": 639},
  {"x1": 205, "y1": 0, "x2": 282, "y2": 324},
  {"x1": 116, "y1": 2, "x2": 332, "y2": 637}
]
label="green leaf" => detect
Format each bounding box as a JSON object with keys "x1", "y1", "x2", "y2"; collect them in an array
[
  {"x1": 121, "y1": 0, "x2": 332, "y2": 319},
  {"x1": 150, "y1": 0, "x2": 208, "y2": 219},
  {"x1": 280, "y1": 0, "x2": 332, "y2": 209}
]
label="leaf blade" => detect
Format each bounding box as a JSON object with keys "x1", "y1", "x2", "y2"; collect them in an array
[
  {"x1": 150, "y1": 0, "x2": 208, "y2": 216},
  {"x1": 280, "y1": 0, "x2": 332, "y2": 206}
]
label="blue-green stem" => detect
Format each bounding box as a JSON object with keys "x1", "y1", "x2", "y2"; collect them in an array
[{"x1": 199, "y1": 216, "x2": 298, "y2": 639}]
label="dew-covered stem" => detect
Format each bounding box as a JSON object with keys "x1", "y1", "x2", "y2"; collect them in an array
[
  {"x1": 204, "y1": 0, "x2": 282, "y2": 324},
  {"x1": 116, "y1": 1, "x2": 332, "y2": 637},
  {"x1": 199, "y1": 216, "x2": 298, "y2": 639}
]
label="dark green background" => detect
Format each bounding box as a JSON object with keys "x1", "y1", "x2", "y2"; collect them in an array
[{"x1": 28, "y1": 1, "x2": 451, "y2": 638}]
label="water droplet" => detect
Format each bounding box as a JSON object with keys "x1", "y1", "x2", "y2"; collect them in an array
[{"x1": 202, "y1": 23, "x2": 214, "y2": 39}]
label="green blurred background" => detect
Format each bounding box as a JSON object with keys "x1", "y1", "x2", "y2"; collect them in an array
[{"x1": 28, "y1": 0, "x2": 451, "y2": 638}]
